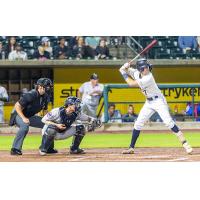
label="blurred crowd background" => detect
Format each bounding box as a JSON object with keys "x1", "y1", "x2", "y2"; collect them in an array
[{"x1": 0, "y1": 36, "x2": 200, "y2": 61}]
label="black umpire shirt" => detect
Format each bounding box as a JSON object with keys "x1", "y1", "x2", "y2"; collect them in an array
[{"x1": 18, "y1": 89, "x2": 48, "y2": 118}]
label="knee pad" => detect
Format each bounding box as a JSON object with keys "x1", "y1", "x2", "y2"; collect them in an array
[
  {"x1": 76, "y1": 124, "x2": 85, "y2": 136},
  {"x1": 45, "y1": 125, "x2": 57, "y2": 138}
]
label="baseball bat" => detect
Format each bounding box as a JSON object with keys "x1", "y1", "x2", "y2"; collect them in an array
[{"x1": 129, "y1": 39, "x2": 157, "y2": 64}]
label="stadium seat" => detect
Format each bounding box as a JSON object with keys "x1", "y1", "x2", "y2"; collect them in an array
[
  {"x1": 157, "y1": 53, "x2": 173, "y2": 59},
  {"x1": 190, "y1": 52, "x2": 200, "y2": 59},
  {"x1": 28, "y1": 41, "x2": 34, "y2": 47},
  {"x1": 21, "y1": 39, "x2": 30, "y2": 48}
]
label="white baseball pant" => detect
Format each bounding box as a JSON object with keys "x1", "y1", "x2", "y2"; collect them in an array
[{"x1": 134, "y1": 95, "x2": 175, "y2": 130}]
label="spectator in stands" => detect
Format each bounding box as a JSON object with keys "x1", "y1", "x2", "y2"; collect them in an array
[
  {"x1": 0, "y1": 85, "x2": 8, "y2": 123},
  {"x1": 196, "y1": 37, "x2": 200, "y2": 52},
  {"x1": 178, "y1": 36, "x2": 198, "y2": 54},
  {"x1": 185, "y1": 102, "x2": 193, "y2": 116},
  {"x1": 68, "y1": 36, "x2": 78, "y2": 50},
  {"x1": 34, "y1": 37, "x2": 52, "y2": 60},
  {"x1": 95, "y1": 39, "x2": 110, "y2": 59},
  {"x1": 195, "y1": 103, "x2": 200, "y2": 121},
  {"x1": 110, "y1": 36, "x2": 125, "y2": 46},
  {"x1": 173, "y1": 104, "x2": 185, "y2": 122},
  {"x1": 122, "y1": 105, "x2": 138, "y2": 122},
  {"x1": 184, "y1": 102, "x2": 200, "y2": 121},
  {"x1": 0, "y1": 41, "x2": 6, "y2": 59},
  {"x1": 85, "y1": 36, "x2": 101, "y2": 58},
  {"x1": 54, "y1": 37, "x2": 69, "y2": 59},
  {"x1": 196, "y1": 103, "x2": 200, "y2": 116},
  {"x1": 8, "y1": 43, "x2": 27, "y2": 61},
  {"x1": 73, "y1": 37, "x2": 87, "y2": 59},
  {"x1": 5, "y1": 36, "x2": 17, "y2": 58},
  {"x1": 101, "y1": 103, "x2": 122, "y2": 123}
]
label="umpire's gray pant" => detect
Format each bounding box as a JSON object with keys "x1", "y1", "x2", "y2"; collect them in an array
[{"x1": 12, "y1": 115, "x2": 44, "y2": 150}]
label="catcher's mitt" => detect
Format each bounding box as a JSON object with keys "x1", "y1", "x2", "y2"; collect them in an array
[{"x1": 88, "y1": 119, "x2": 102, "y2": 132}]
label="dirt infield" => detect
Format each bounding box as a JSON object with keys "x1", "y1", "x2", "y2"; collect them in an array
[{"x1": 1, "y1": 147, "x2": 200, "y2": 162}]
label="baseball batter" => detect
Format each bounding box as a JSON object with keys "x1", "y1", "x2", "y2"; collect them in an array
[
  {"x1": 119, "y1": 58, "x2": 193, "y2": 154},
  {"x1": 39, "y1": 96, "x2": 101, "y2": 155}
]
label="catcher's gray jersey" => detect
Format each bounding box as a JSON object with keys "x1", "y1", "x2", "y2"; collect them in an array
[{"x1": 41, "y1": 107, "x2": 93, "y2": 137}]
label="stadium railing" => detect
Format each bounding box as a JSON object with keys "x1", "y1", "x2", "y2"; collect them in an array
[{"x1": 103, "y1": 83, "x2": 200, "y2": 123}]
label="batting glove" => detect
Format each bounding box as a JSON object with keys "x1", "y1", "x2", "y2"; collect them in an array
[{"x1": 123, "y1": 62, "x2": 130, "y2": 69}]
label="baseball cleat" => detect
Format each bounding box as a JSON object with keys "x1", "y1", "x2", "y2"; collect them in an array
[
  {"x1": 39, "y1": 149, "x2": 47, "y2": 156},
  {"x1": 47, "y1": 148, "x2": 58, "y2": 154},
  {"x1": 183, "y1": 142, "x2": 193, "y2": 154},
  {"x1": 70, "y1": 148, "x2": 86, "y2": 154},
  {"x1": 122, "y1": 147, "x2": 134, "y2": 154},
  {"x1": 10, "y1": 148, "x2": 22, "y2": 156}
]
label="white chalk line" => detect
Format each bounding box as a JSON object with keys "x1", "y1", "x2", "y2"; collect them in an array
[
  {"x1": 140, "y1": 155, "x2": 170, "y2": 159},
  {"x1": 2, "y1": 151, "x2": 196, "y2": 162},
  {"x1": 67, "y1": 156, "x2": 97, "y2": 162},
  {"x1": 167, "y1": 157, "x2": 188, "y2": 162},
  {"x1": 66, "y1": 154, "x2": 185, "y2": 162}
]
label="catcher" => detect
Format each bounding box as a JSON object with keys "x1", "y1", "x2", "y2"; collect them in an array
[{"x1": 39, "y1": 96, "x2": 102, "y2": 155}]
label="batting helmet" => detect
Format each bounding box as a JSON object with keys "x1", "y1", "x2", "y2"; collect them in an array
[
  {"x1": 136, "y1": 58, "x2": 152, "y2": 72},
  {"x1": 90, "y1": 73, "x2": 99, "y2": 80},
  {"x1": 64, "y1": 96, "x2": 81, "y2": 112}
]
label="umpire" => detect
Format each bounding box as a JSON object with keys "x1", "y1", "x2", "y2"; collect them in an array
[{"x1": 10, "y1": 78, "x2": 56, "y2": 155}]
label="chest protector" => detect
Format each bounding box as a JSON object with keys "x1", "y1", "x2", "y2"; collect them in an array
[{"x1": 59, "y1": 107, "x2": 78, "y2": 129}]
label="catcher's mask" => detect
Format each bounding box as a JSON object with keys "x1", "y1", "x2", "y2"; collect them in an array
[{"x1": 64, "y1": 96, "x2": 81, "y2": 112}]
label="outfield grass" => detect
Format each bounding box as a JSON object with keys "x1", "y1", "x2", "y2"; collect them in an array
[{"x1": 0, "y1": 132, "x2": 199, "y2": 150}]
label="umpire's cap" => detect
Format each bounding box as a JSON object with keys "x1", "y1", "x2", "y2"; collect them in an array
[
  {"x1": 90, "y1": 73, "x2": 99, "y2": 80},
  {"x1": 136, "y1": 58, "x2": 152, "y2": 72}
]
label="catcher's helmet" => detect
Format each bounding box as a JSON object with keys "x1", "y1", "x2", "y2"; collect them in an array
[
  {"x1": 64, "y1": 96, "x2": 81, "y2": 112},
  {"x1": 136, "y1": 58, "x2": 152, "y2": 72}
]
